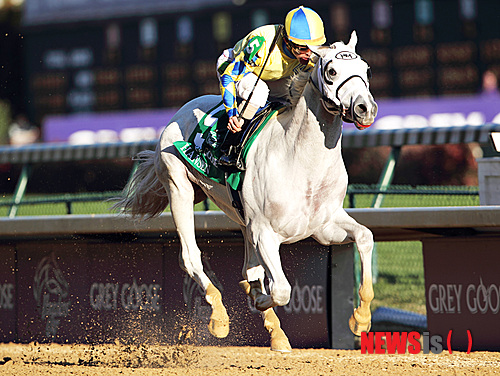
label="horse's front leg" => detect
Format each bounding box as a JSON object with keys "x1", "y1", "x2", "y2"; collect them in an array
[
  {"x1": 316, "y1": 210, "x2": 374, "y2": 336},
  {"x1": 348, "y1": 223, "x2": 374, "y2": 335},
  {"x1": 239, "y1": 280, "x2": 292, "y2": 352},
  {"x1": 241, "y1": 235, "x2": 291, "y2": 352},
  {"x1": 247, "y1": 227, "x2": 291, "y2": 308}
]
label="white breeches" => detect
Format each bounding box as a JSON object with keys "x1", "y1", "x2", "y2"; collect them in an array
[
  {"x1": 236, "y1": 74, "x2": 269, "y2": 108},
  {"x1": 217, "y1": 49, "x2": 269, "y2": 109}
]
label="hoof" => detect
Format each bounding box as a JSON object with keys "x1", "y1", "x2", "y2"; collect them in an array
[
  {"x1": 208, "y1": 307, "x2": 229, "y2": 338},
  {"x1": 349, "y1": 310, "x2": 371, "y2": 336},
  {"x1": 255, "y1": 295, "x2": 274, "y2": 311},
  {"x1": 239, "y1": 280, "x2": 274, "y2": 311},
  {"x1": 238, "y1": 280, "x2": 251, "y2": 295},
  {"x1": 206, "y1": 284, "x2": 230, "y2": 338},
  {"x1": 270, "y1": 328, "x2": 292, "y2": 353}
]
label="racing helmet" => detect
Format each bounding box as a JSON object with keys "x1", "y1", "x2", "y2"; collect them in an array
[{"x1": 285, "y1": 6, "x2": 326, "y2": 46}]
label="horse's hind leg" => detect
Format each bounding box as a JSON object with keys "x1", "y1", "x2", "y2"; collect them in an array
[
  {"x1": 240, "y1": 236, "x2": 291, "y2": 352},
  {"x1": 159, "y1": 149, "x2": 229, "y2": 338}
]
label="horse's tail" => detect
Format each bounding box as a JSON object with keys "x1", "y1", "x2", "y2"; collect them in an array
[{"x1": 111, "y1": 147, "x2": 169, "y2": 219}]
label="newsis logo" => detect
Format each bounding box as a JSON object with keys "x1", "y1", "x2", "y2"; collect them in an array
[{"x1": 361, "y1": 331, "x2": 473, "y2": 354}]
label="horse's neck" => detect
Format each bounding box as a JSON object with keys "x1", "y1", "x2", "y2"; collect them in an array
[{"x1": 282, "y1": 87, "x2": 343, "y2": 165}]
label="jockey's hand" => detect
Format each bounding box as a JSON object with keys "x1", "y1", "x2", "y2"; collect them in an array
[{"x1": 228, "y1": 116, "x2": 244, "y2": 133}]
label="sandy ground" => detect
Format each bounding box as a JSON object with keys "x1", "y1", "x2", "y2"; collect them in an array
[{"x1": 0, "y1": 342, "x2": 499, "y2": 376}]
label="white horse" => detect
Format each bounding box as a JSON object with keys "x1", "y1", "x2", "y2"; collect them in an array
[{"x1": 114, "y1": 31, "x2": 377, "y2": 352}]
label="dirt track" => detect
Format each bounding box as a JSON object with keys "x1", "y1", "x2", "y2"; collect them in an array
[{"x1": 0, "y1": 343, "x2": 499, "y2": 375}]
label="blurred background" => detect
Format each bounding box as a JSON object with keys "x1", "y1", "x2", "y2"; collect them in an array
[
  {"x1": 0, "y1": 0, "x2": 498, "y2": 190},
  {"x1": 0, "y1": 0, "x2": 499, "y2": 320},
  {"x1": 0, "y1": 1, "x2": 498, "y2": 129}
]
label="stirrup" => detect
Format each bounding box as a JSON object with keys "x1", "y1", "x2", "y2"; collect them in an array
[
  {"x1": 218, "y1": 153, "x2": 237, "y2": 167},
  {"x1": 218, "y1": 148, "x2": 245, "y2": 171}
]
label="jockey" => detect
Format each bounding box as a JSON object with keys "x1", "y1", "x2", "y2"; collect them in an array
[{"x1": 216, "y1": 6, "x2": 326, "y2": 169}]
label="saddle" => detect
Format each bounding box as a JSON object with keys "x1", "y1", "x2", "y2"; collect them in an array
[
  {"x1": 173, "y1": 100, "x2": 285, "y2": 192},
  {"x1": 172, "y1": 100, "x2": 284, "y2": 223}
]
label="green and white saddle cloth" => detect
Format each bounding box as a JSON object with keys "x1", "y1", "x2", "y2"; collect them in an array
[{"x1": 173, "y1": 101, "x2": 282, "y2": 191}]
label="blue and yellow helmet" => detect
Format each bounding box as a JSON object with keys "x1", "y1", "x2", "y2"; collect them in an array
[{"x1": 285, "y1": 6, "x2": 326, "y2": 46}]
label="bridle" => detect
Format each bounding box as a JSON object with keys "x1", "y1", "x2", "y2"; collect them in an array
[{"x1": 308, "y1": 54, "x2": 370, "y2": 124}]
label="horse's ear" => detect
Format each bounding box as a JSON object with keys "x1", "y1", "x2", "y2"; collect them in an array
[
  {"x1": 310, "y1": 51, "x2": 320, "y2": 64},
  {"x1": 347, "y1": 30, "x2": 358, "y2": 50},
  {"x1": 309, "y1": 45, "x2": 328, "y2": 61}
]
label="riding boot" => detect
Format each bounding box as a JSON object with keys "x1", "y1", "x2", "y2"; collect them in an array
[
  {"x1": 218, "y1": 121, "x2": 249, "y2": 170},
  {"x1": 219, "y1": 100, "x2": 259, "y2": 171}
]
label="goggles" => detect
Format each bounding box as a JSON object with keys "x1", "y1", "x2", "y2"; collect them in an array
[{"x1": 288, "y1": 40, "x2": 310, "y2": 54}]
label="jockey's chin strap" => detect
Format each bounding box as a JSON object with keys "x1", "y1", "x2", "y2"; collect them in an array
[{"x1": 308, "y1": 58, "x2": 367, "y2": 124}]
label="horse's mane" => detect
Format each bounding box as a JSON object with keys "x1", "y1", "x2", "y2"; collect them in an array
[{"x1": 286, "y1": 69, "x2": 312, "y2": 107}]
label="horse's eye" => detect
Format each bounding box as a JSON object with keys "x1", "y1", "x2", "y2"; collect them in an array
[{"x1": 323, "y1": 63, "x2": 336, "y2": 85}]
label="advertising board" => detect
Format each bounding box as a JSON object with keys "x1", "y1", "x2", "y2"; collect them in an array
[
  {"x1": 17, "y1": 242, "x2": 91, "y2": 342},
  {"x1": 423, "y1": 237, "x2": 500, "y2": 351},
  {"x1": 0, "y1": 245, "x2": 16, "y2": 342},
  {"x1": 5, "y1": 237, "x2": 331, "y2": 348}
]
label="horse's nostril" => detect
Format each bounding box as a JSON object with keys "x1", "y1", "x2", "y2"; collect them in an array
[{"x1": 356, "y1": 104, "x2": 367, "y2": 114}]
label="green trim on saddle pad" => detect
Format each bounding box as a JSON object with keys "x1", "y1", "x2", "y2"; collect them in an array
[{"x1": 173, "y1": 101, "x2": 282, "y2": 191}]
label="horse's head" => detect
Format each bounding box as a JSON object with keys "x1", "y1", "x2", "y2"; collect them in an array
[{"x1": 309, "y1": 31, "x2": 378, "y2": 129}]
